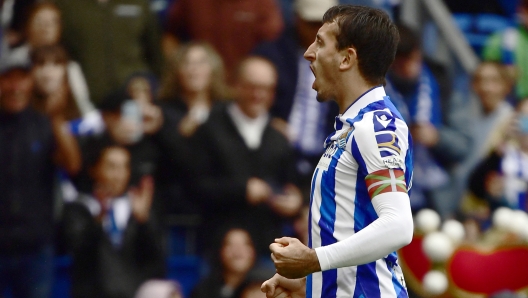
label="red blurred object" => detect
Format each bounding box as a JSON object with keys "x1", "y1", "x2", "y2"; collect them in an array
[
  {"x1": 399, "y1": 234, "x2": 432, "y2": 294},
  {"x1": 447, "y1": 246, "x2": 528, "y2": 295}
]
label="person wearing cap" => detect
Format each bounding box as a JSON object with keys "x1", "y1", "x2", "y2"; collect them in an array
[
  {"x1": 0, "y1": 63, "x2": 81, "y2": 298},
  {"x1": 261, "y1": 5, "x2": 413, "y2": 298},
  {"x1": 253, "y1": 0, "x2": 340, "y2": 203}
]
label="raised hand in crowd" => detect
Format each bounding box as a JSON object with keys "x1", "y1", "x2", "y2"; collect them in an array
[{"x1": 129, "y1": 175, "x2": 155, "y2": 223}]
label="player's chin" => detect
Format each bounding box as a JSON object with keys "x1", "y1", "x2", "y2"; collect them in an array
[{"x1": 316, "y1": 92, "x2": 330, "y2": 103}]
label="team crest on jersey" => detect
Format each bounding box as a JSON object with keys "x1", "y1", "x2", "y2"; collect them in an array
[
  {"x1": 373, "y1": 110, "x2": 401, "y2": 158},
  {"x1": 337, "y1": 127, "x2": 354, "y2": 149}
]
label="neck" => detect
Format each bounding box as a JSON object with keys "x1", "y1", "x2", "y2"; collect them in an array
[
  {"x1": 336, "y1": 75, "x2": 376, "y2": 114},
  {"x1": 182, "y1": 90, "x2": 210, "y2": 108},
  {"x1": 223, "y1": 270, "x2": 246, "y2": 289}
]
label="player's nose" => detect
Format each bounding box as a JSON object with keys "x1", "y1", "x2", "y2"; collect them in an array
[{"x1": 304, "y1": 43, "x2": 316, "y2": 62}]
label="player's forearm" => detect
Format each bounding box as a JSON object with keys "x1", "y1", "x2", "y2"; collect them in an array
[{"x1": 314, "y1": 192, "x2": 413, "y2": 271}]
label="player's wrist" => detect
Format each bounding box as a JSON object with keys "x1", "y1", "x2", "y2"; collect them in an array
[{"x1": 307, "y1": 248, "x2": 322, "y2": 274}]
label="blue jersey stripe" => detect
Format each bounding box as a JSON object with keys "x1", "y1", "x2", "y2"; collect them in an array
[
  {"x1": 385, "y1": 260, "x2": 408, "y2": 298},
  {"x1": 318, "y1": 146, "x2": 343, "y2": 298},
  {"x1": 351, "y1": 137, "x2": 381, "y2": 298},
  {"x1": 306, "y1": 274, "x2": 313, "y2": 298},
  {"x1": 322, "y1": 270, "x2": 338, "y2": 298},
  {"x1": 405, "y1": 131, "x2": 414, "y2": 194},
  {"x1": 354, "y1": 263, "x2": 381, "y2": 298}
]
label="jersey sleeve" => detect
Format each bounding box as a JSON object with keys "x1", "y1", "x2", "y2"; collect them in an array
[{"x1": 348, "y1": 109, "x2": 411, "y2": 200}]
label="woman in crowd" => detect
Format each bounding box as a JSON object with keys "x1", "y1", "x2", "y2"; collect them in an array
[
  {"x1": 158, "y1": 41, "x2": 230, "y2": 137},
  {"x1": 31, "y1": 44, "x2": 81, "y2": 121},
  {"x1": 191, "y1": 227, "x2": 256, "y2": 298},
  {"x1": 3, "y1": 1, "x2": 94, "y2": 116}
]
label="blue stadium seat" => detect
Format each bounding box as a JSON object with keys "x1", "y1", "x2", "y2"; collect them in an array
[
  {"x1": 51, "y1": 255, "x2": 72, "y2": 298},
  {"x1": 167, "y1": 256, "x2": 203, "y2": 297},
  {"x1": 452, "y1": 13, "x2": 515, "y2": 55}
]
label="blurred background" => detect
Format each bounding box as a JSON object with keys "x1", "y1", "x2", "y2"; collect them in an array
[{"x1": 1, "y1": 0, "x2": 528, "y2": 297}]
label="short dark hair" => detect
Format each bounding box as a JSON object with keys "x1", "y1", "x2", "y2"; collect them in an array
[
  {"x1": 322, "y1": 5, "x2": 399, "y2": 85},
  {"x1": 395, "y1": 23, "x2": 421, "y2": 58}
]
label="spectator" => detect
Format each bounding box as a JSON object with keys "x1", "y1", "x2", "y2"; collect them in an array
[
  {"x1": 159, "y1": 42, "x2": 230, "y2": 138},
  {"x1": 482, "y1": 0, "x2": 528, "y2": 100},
  {"x1": 30, "y1": 45, "x2": 83, "y2": 121},
  {"x1": 124, "y1": 73, "x2": 164, "y2": 136},
  {"x1": 164, "y1": 0, "x2": 284, "y2": 80},
  {"x1": 74, "y1": 89, "x2": 161, "y2": 195},
  {"x1": 192, "y1": 56, "x2": 302, "y2": 254},
  {"x1": 60, "y1": 145, "x2": 165, "y2": 298},
  {"x1": 466, "y1": 98, "x2": 528, "y2": 217},
  {"x1": 386, "y1": 23, "x2": 472, "y2": 217},
  {"x1": 191, "y1": 228, "x2": 256, "y2": 298},
  {"x1": 0, "y1": 2, "x2": 94, "y2": 116},
  {"x1": 155, "y1": 42, "x2": 230, "y2": 217},
  {"x1": 54, "y1": 0, "x2": 163, "y2": 105},
  {"x1": 454, "y1": 62, "x2": 514, "y2": 204},
  {"x1": 122, "y1": 71, "x2": 197, "y2": 217},
  {"x1": 0, "y1": 63, "x2": 81, "y2": 298},
  {"x1": 253, "y1": 0, "x2": 340, "y2": 201}
]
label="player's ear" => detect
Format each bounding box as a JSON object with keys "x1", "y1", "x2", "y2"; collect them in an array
[{"x1": 339, "y1": 47, "x2": 357, "y2": 71}]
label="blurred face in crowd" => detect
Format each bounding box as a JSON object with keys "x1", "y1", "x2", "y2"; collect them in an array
[
  {"x1": 28, "y1": 6, "x2": 61, "y2": 47},
  {"x1": 32, "y1": 61, "x2": 67, "y2": 96},
  {"x1": 127, "y1": 76, "x2": 153, "y2": 104},
  {"x1": 472, "y1": 62, "x2": 510, "y2": 114},
  {"x1": 103, "y1": 106, "x2": 143, "y2": 145},
  {"x1": 235, "y1": 58, "x2": 277, "y2": 119},
  {"x1": 221, "y1": 229, "x2": 256, "y2": 275},
  {"x1": 0, "y1": 69, "x2": 34, "y2": 114},
  {"x1": 391, "y1": 49, "x2": 422, "y2": 82},
  {"x1": 178, "y1": 46, "x2": 213, "y2": 95},
  {"x1": 92, "y1": 147, "x2": 131, "y2": 199}
]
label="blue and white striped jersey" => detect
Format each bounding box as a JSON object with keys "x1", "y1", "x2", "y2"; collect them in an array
[{"x1": 308, "y1": 86, "x2": 413, "y2": 298}]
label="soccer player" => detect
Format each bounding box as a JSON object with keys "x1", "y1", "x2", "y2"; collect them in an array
[{"x1": 261, "y1": 5, "x2": 414, "y2": 298}]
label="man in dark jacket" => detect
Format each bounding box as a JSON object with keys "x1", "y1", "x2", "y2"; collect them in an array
[
  {"x1": 0, "y1": 63, "x2": 81, "y2": 298},
  {"x1": 192, "y1": 57, "x2": 303, "y2": 255}
]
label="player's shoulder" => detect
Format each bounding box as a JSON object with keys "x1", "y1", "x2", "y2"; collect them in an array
[
  {"x1": 351, "y1": 106, "x2": 408, "y2": 139},
  {"x1": 345, "y1": 105, "x2": 409, "y2": 168}
]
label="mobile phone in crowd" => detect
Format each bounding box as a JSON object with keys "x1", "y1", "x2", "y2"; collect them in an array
[{"x1": 121, "y1": 99, "x2": 143, "y2": 143}]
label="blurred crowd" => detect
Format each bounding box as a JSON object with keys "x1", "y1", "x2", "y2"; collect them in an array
[{"x1": 0, "y1": 0, "x2": 527, "y2": 297}]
